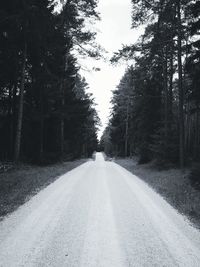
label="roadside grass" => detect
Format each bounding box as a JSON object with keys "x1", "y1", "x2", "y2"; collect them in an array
[
  {"x1": 115, "y1": 158, "x2": 200, "y2": 229},
  {"x1": 0, "y1": 159, "x2": 88, "y2": 220}
]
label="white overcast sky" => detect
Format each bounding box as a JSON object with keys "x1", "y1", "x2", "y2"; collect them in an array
[{"x1": 80, "y1": 0, "x2": 142, "y2": 138}]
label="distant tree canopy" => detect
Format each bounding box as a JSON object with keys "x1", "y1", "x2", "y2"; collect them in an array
[
  {"x1": 102, "y1": 0, "x2": 200, "y2": 167},
  {"x1": 0, "y1": 0, "x2": 100, "y2": 163}
]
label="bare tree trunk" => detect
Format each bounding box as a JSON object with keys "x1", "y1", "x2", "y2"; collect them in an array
[
  {"x1": 8, "y1": 85, "x2": 13, "y2": 158},
  {"x1": 164, "y1": 55, "x2": 168, "y2": 135},
  {"x1": 11, "y1": 81, "x2": 18, "y2": 156},
  {"x1": 177, "y1": 0, "x2": 185, "y2": 168},
  {"x1": 194, "y1": 106, "x2": 200, "y2": 159},
  {"x1": 169, "y1": 43, "x2": 174, "y2": 124},
  {"x1": 39, "y1": 87, "x2": 44, "y2": 161},
  {"x1": 14, "y1": 43, "x2": 27, "y2": 162},
  {"x1": 60, "y1": 81, "x2": 65, "y2": 158},
  {"x1": 59, "y1": 53, "x2": 69, "y2": 159},
  {"x1": 125, "y1": 101, "x2": 129, "y2": 157},
  {"x1": 161, "y1": 48, "x2": 169, "y2": 158}
]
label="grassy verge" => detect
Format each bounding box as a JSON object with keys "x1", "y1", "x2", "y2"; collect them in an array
[
  {"x1": 0, "y1": 159, "x2": 88, "y2": 220},
  {"x1": 115, "y1": 158, "x2": 200, "y2": 229}
]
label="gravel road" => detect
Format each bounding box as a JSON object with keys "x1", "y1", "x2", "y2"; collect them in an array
[{"x1": 0, "y1": 153, "x2": 200, "y2": 266}]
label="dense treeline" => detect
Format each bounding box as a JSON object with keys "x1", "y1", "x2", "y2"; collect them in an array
[
  {"x1": 101, "y1": 0, "x2": 200, "y2": 167},
  {"x1": 0, "y1": 0, "x2": 100, "y2": 163}
]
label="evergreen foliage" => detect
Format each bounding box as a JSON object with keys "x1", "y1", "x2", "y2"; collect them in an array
[
  {"x1": 0, "y1": 0, "x2": 100, "y2": 163},
  {"x1": 103, "y1": 0, "x2": 200, "y2": 167}
]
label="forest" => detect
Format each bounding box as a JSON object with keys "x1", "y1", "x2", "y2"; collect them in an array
[
  {"x1": 0, "y1": 0, "x2": 100, "y2": 164},
  {"x1": 101, "y1": 0, "x2": 200, "y2": 168},
  {"x1": 1, "y1": 0, "x2": 200, "y2": 168}
]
